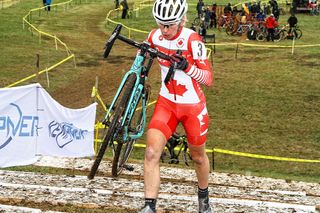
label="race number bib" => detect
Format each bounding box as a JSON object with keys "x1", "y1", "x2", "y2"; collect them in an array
[{"x1": 191, "y1": 40, "x2": 206, "y2": 60}]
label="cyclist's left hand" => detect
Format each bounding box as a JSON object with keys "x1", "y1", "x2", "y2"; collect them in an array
[{"x1": 170, "y1": 54, "x2": 189, "y2": 71}]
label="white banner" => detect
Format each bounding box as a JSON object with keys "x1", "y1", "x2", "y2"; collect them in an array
[
  {"x1": 0, "y1": 84, "x2": 96, "y2": 168},
  {"x1": 0, "y1": 84, "x2": 39, "y2": 167}
]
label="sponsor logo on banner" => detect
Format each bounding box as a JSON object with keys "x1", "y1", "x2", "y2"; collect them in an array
[
  {"x1": 0, "y1": 103, "x2": 40, "y2": 150},
  {"x1": 48, "y1": 121, "x2": 88, "y2": 148}
]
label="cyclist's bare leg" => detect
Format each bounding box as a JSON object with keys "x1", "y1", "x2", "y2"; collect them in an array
[
  {"x1": 189, "y1": 143, "x2": 211, "y2": 212},
  {"x1": 144, "y1": 128, "x2": 167, "y2": 198},
  {"x1": 188, "y1": 143, "x2": 210, "y2": 189}
]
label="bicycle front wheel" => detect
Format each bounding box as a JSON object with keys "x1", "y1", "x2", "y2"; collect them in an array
[{"x1": 88, "y1": 108, "x2": 121, "y2": 179}]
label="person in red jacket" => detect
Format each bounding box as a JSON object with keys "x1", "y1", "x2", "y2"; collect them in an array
[{"x1": 265, "y1": 14, "x2": 278, "y2": 41}]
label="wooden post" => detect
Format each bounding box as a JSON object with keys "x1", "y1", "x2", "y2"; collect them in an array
[
  {"x1": 94, "y1": 76, "x2": 98, "y2": 103},
  {"x1": 291, "y1": 36, "x2": 295, "y2": 55},
  {"x1": 45, "y1": 67, "x2": 50, "y2": 88},
  {"x1": 235, "y1": 43, "x2": 239, "y2": 59},
  {"x1": 213, "y1": 34, "x2": 216, "y2": 53},
  {"x1": 211, "y1": 148, "x2": 215, "y2": 171},
  {"x1": 210, "y1": 46, "x2": 214, "y2": 67},
  {"x1": 36, "y1": 54, "x2": 40, "y2": 82}
]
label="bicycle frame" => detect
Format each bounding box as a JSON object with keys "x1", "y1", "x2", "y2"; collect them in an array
[
  {"x1": 104, "y1": 55, "x2": 148, "y2": 142},
  {"x1": 88, "y1": 24, "x2": 176, "y2": 178},
  {"x1": 102, "y1": 24, "x2": 173, "y2": 144}
]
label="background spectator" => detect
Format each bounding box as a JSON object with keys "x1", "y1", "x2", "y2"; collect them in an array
[
  {"x1": 120, "y1": 0, "x2": 129, "y2": 19},
  {"x1": 210, "y1": 9, "x2": 217, "y2": 28},
  {"x1": 46, "y1": 0, "x2": 51, "y2": 11},
  {"x1": 197, "y1": 0, "x2": 205, "y2": 18},
  {"x1": 265, "y1": 14, "x2": 278, "y2": 41},
  {"x1": 115, "y1": 0, "x2": 119, "y2": 9},
  {"x1": 204, "y1": 7, "x2": 211, "y2": 29},
  {"x1": 287, "y1": 13, "x2": 298, "y2": 37}
]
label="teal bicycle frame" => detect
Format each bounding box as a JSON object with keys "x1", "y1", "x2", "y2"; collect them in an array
[
  {"x1": 88, "y1": 24, "x2": 175, "y2": 178},
  {"x1": 105, "y1": 55, "x2": 147, "y2": 142}
]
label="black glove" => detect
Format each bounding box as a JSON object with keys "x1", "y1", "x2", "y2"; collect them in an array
[{"x1": 170, "y1": 54, "x2": 189, "y2": 71}]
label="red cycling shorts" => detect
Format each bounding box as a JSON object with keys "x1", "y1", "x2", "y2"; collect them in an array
[{"x1": 148, "y1": 96, "x2": 209, "y2": 146}]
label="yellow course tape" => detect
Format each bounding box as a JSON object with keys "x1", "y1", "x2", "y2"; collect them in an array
[
  {"x1": 5, "y1": 54, "x2": 75, "y2": 88},
  {"x1": 213, "y1": 148, "x2": 320, "y2": 163},
  {"x1": 123, "y1": 143, "x2": 320, "y2": 163}
]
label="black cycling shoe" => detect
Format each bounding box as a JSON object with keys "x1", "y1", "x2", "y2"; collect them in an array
[
  {"x1": 199, "y1": 197, "x2": 212, "y2": 213},
  {"x1": 138, "y1": 205, "x2": 156, "y2": 213}
]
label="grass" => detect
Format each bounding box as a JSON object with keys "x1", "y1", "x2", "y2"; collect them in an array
[{"x1": 1, "y1": 0, "x2": 320, "y2": 184}]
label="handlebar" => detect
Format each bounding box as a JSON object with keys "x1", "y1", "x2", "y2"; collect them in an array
[
  {"x1": 104, "y1": 24, "x2": 171, "y2": 61},
  {"x1": 103, "y1": 24, "x2": 177, "y2": 83}
]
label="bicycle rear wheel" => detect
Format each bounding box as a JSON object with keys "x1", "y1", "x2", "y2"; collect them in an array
[
  {"x1": 112, "y1": 139, "x2": 136, "y2": 176},
  {"x1": 111, "y1": 74, "x2": 139, "y2": 176},
  {"x1": 88, "y1": 74, "x2": 136, "y2": 179}
]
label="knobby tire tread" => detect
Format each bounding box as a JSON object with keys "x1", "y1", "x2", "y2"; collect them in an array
[
  {"x1": 88, "y1": 112, "x2": 119, "y2": 179},
  {"x1": 111, "y1": 74, "x2": 137, "y2": 177}
]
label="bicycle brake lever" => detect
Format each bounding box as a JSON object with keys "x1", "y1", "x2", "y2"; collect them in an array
[
  {"x1": 164, "y1": 62, "x2": 176, "y2": 84},
  {"x1": 164, "y1": 49, "x2": 182, "y2": 84}
]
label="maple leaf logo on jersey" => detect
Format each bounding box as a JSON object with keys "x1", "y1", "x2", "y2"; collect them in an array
[
  {"x1": 176, "y1": 38, "x2": 184, "y2": 48},
  {"x1": 165, "y1": 80, "x2": 188, "y2": 96}
]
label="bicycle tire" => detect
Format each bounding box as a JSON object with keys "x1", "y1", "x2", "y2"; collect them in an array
[
  {"x1": 88, "y1": 110, "x2": 120, "y2": 179},
  {"x1": 274, "y1": 30, "x2": 282, "y2": 42},
  {"x1": 256, "y1": 32, "x2": 266, "y2": 41},
  {"x1": 279, "y1": 30, "x2": 287, "y2": 41},
  {"x1": 295, "y1": 29, "x2": 302, "y2": 39},
  {"x1": 112, "y1": 138, "x2": 135, "y2": 176},
  {"x1": 111, "y1": 74, "x2": 137, "y2": 177},
  {"x1": 193, "y1": 17, "x2": 200, "y2": 26},
  {"x1": 88, "y1": 74, "x2": 136, "y2": 179},
  {"x1": 247, "y1": 29, "x2": 257, "y2": 40}
]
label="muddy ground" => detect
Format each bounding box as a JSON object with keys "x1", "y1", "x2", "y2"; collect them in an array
[{"x1": 0, "y1": 156, "x2": 319, "y2": 212}]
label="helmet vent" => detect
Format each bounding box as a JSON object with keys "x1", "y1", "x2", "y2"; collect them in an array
[
  {"x1": 162, "y1": 6, "x2": 166, "y2": 18},
  {"x1": 174, "y1": 4, "x2": 180, "y2": 16},
  {"x1": 157, "y1": 3, "x2": 162, "y2": 15},
  {"x1": 168, "y1": 5, "x2": 173, "y2": 17}
]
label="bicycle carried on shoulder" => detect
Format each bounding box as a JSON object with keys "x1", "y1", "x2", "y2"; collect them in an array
[{"x1": 88, "y1": 24, "x2": 181, "y2": 179}]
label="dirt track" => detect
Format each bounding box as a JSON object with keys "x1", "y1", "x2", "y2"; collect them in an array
[{"x1": 0, "y1": 157, "x2": 319, "y2": 213}]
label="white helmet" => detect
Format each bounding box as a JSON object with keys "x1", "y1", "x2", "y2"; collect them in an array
[{"x1": 152, "y1": 0, "x2": 188, "y2": 25}]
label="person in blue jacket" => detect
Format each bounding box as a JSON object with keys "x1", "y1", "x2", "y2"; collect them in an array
[{"x1": 46, "y1": 0, "x2": 52, "y2": 11}]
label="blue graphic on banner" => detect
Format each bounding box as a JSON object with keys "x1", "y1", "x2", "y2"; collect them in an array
[
  {"x1": 48, "y1": 121, "x2": 88, "y2": 148},
  {"x1": 0, "y1": 103, "x2": 40, "y2": 150}
]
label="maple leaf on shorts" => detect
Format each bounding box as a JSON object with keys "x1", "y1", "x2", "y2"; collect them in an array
[{"x1": 165, "y1": 79, "x2": 188, "y2": 96}]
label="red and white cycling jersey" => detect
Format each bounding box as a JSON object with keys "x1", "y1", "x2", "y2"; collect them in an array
[{"x1": 147, "y1": 27, "x2": 213, "y2": 104}]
